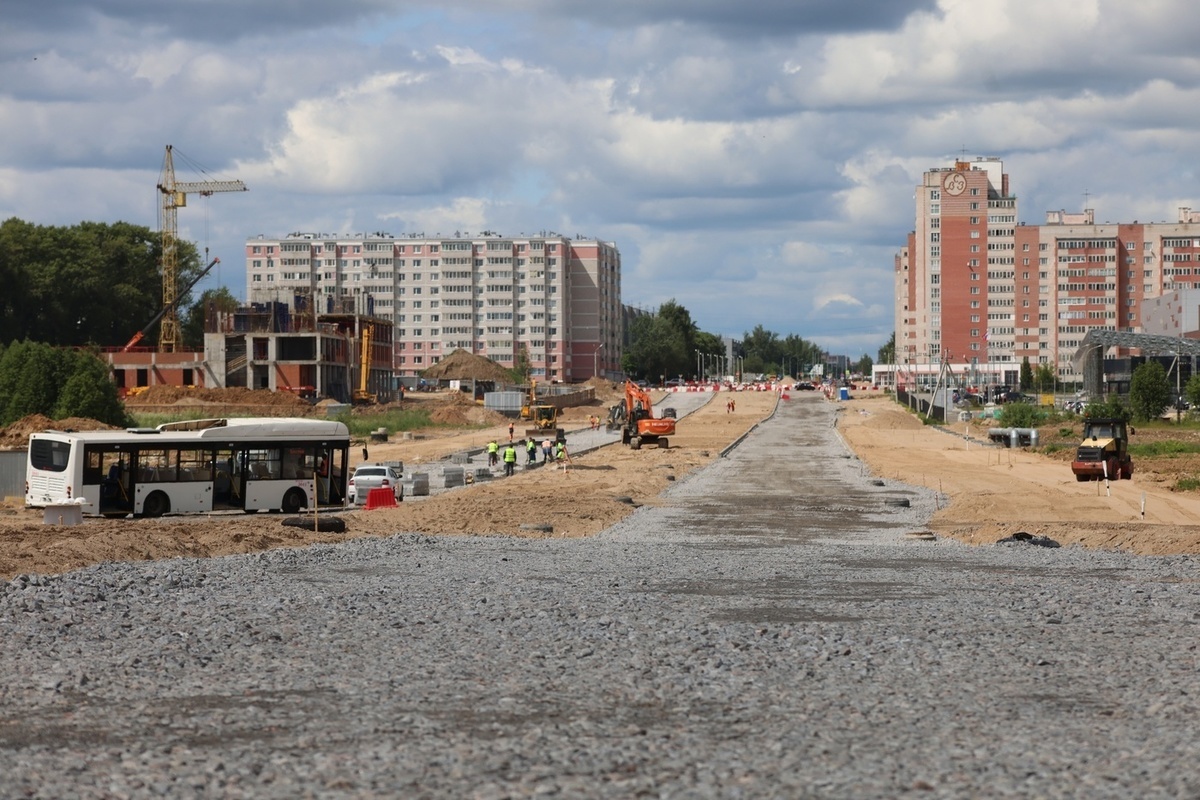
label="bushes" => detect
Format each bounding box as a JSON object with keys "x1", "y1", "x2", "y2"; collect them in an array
[
  {"x1": 996, "y1": 402, "x2": 1047, "y2": 429},
  {"x1": 0, "y1": 341, "x2": 129, "y2": 427}
]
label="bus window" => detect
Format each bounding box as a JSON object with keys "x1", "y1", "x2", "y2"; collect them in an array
[
  {"x1": 177, "y1": 449, "x2": 212, "y2": 481},
  {"x1": 30, "y1": 439, "x2": 70, "y2": 472},
  {"x1": 84, "y1": 448, "x2": 105, "y2": 485},
  {"x1": 137, "y1": 449, "x2": 173, "y2": 482},
  {"x1": 281, "y1": 448, "x2": 308, "y2": 480},
  {"x1": 245, "y1": 449, "x2": 281, "y2": 480}
]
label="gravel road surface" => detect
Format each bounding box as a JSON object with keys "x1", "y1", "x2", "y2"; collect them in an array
[{"x1": 2, "y1": 394, "x2": 1198, "y2": 798}]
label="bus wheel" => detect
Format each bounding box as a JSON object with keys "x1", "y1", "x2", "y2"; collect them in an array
[
  {"x1": 281, "y1": 488, "x2": 306, "y2": 514},
  {"x1": 142, "y1": 491, "x2": 170, "y2": 518}
]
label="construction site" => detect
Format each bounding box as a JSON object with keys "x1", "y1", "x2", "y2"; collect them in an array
[{"x1": 99, "y1": 145, "x2": 399, "y2": 407}]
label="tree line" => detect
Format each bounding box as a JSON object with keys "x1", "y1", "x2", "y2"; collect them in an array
[
  {"x1": 0, "y1": 217, "x2": 222, "y2": 427},
  {"x1": 621, "y1": 299, "x2": 885, "y2": 383},
  {"x1": 0, "y1": 217, "x2": 209, "y2": 348}
]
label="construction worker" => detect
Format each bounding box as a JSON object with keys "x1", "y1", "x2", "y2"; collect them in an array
[
  {"x1": 487, "y1": 440, "x2": 499, "y2": 467},
  {"x1": 541, "y1": 438, "x2": 553, "y2": 463},
  {"x1": 316, "y1": 452, "x2": 330, "y2": 504},
  {"x1": 526, "y1": 438, "x2": 537, "y2": 465},
  {"x1": 508, "y1": 422, "x2": 515, "y2": 442},
  {"x1": 554, "y1": 439, "x2": 566, "y2": 463},
  {"x1": 502, "y1": 442, "x2": 517, "y2": 476}
]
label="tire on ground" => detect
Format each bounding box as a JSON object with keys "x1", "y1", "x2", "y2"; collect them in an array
[{"x1": 282, "y1": 516, "x2": 347, "y2": 533}]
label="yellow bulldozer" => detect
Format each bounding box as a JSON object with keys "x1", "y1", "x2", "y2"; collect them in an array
[{"x1": 521, "y1": 380, "x2": 565, "y2": 441}]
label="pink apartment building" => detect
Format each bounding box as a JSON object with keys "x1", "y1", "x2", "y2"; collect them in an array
[
  {"x1": 246, "y1": 232, "x2": 622, "y2": 383},
  {"x1": 894, "y1": 157, "x2": 1200, "y2": 389}
]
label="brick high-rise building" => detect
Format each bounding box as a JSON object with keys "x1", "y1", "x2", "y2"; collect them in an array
[
  {"x1": 246, "y1": 232, "x2": 622, "y2": 383},
  {"x1": 895, "y1": 157, "x2": 1200, "y2": 389}
]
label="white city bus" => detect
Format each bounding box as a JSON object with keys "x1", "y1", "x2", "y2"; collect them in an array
[{"x1": 26, "y1": 417, "x2": 350, "y2": 518}]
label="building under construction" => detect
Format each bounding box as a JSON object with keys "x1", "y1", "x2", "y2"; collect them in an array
[{"x1": 202, "y1": 298, "x2": 394, "y2": 403}]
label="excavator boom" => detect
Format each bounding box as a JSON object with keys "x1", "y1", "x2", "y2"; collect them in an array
[{"x1": 122, "y1": 256, "x2": 220, "y2": 351}]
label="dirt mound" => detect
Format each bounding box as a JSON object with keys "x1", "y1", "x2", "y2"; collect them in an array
[
  {"x1": 125, "y1": 386, "x2": 311, "y2": 410},
  {"x1": 428, "y1": 402, "x2": 510, "y2": 427},
  {"x1": 0, "y1": 414, "x2": 119, "y2": 449},
  {"x1": 419, "y1": 349, "x2": 511, "y2": 382},
  {"x1": 582, "y1": 378, "x2": 623, "y2": 403}
]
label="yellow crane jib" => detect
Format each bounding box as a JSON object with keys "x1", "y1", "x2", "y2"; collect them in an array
[{"x1": 157, "y1": 145, "x2": 247, "y2": 353}]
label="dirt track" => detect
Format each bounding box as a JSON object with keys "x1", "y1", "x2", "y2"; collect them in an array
[
  {"x1": 838, "y1": 396, "x2": 1200, "y2": 555},
  {"x1": 4, "y1": 389, "x2": 1200, "y2": 580}
]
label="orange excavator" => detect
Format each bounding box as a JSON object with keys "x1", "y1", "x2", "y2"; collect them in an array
[{"x1": 608, "y1": 380, "x2": 675, "y2": 449}]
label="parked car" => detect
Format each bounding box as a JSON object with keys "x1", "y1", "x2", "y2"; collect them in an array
[
  {"x1": 348, "y1": 464, "x2": 403, "y2": 505},
  {"x1": 995, "y1": 390, "x2": 1033, "y2": 404},
  {"x1": 955, "y1": 393, "x2": 984, "y2": 408}
]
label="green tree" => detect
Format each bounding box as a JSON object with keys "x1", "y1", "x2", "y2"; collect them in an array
[
  {"x1": 742, "y1": 324, "x2": 781, "y2": 368},
  {"x1": 1128, "y1": 361, "x2": 1171, "y2": 423},
  {"x1": 997, "y1": 402, "x2": 1046, "y2": 429},
  {"x1": 1019, "y1": 358, "x2": 1034, "y2": 391},
  {"x1": 0, "y1": 341, "x2": 127, "y2": 426},
  {"x1": 855, "y1": 354, "x2": 874, "y2": 377},
  {"x1": 1084, "y1": 394, "x2": 1131, "y2": 423},
  {"x1": 877, "y1": 332, "x2": 895, "y2": 367},
  {"x1": 622, "y1": 314, "x2": 686, "y2": 382},
  {"x1": 1033, "y1": 363, "x2": 1056, "y2": 394},
  {"x1": 0, "y1": 341, "x2": 63, "y2": 425},
  {"x1": 0, "y1": 218, "x2": 202, "y2": 346},
  {"x1": 182, "y1": 287, "x2": 240, "y2": 348},
  {"x1": 1184, "y1": 373, "x2": 1200, "y2": 409},
  {"x1": 54, "y1": 352, "x2": 130, "y2": 426}
]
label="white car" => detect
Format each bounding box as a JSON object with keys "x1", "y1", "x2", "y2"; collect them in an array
[{"x1": 348, "y1": 464, "x2": 403, "y2": 505}]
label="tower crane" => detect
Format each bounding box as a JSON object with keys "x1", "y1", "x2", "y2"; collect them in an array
[{"x1": 156, "y1": 145, "x2": 247, "y2": 352}]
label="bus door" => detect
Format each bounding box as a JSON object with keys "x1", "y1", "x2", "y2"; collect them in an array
[
  {"x1": 84, "y1": 446, "x2": 134, "y2": 517},
  {"x1": 212, "y1": 448, "x2": 243, "y2": 510},
  {"x1": 242, "y1": 448, "x2": 284, "y2": 511},
  {"x1": 328, "y1": 444, "x2": 349, "y2": 506},
  {"x1": 173, "y1": 449, "x2": 215, "y2": 513}
]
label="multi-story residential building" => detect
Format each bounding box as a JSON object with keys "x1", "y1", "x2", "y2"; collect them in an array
[
  {"x1": 246, "y1": 232, "x2": 622, "y2": 383},
  {"x1": 895, "y1": 156, "x2": 1200, "y2": 389}
]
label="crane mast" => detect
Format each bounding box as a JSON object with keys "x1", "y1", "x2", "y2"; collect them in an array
[{"x1": 156, "y1": 145, "x2": 246, "y2": 352}]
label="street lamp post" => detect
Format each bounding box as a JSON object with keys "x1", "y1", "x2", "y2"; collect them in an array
[{"x1": 594, "y1": 343, "x2": 605, "y2": 379}]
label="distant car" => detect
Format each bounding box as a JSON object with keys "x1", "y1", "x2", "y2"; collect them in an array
[
  {"x1": 955, "y1": 393, "x2": 984, "y2": 408},
  {"x1": 796, "y1": 381, "x2": 816, "y2": 391},
  {"x1": 348, "y1": 464, "x2": 403, "y2": 505}
]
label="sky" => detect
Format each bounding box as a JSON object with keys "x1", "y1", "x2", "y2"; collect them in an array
[{"x1": 4, "y1": 1, "x2": 1200, "y2": 359}]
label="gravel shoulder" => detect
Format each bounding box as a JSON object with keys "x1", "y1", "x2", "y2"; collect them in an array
[{"x1": 2, "y1": 392, "x2": 1197, "y2": 798}]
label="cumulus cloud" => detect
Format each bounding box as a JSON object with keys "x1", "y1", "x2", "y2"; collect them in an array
[{"x1": 2, "y1": 0, "x2": 1200, "y2": 354}]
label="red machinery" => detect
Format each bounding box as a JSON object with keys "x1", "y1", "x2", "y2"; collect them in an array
[{"x1": 609, "y1": 380, "x2": 676, "y2": 449}]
